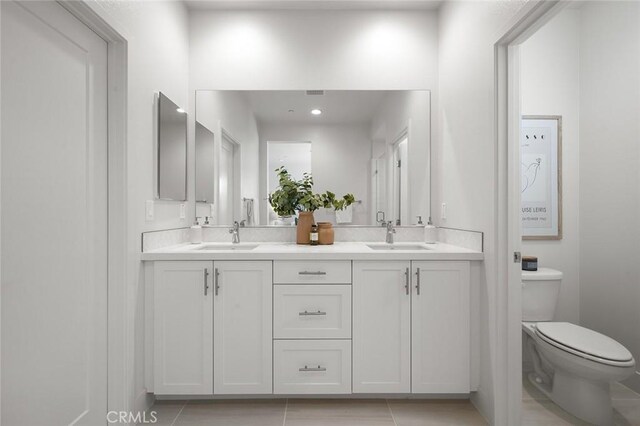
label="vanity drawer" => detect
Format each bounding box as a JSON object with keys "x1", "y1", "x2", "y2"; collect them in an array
[
  {"x1": 274, "y1": 340, "x2": 351, "y2": 394},
  {"x1": 274, "y1": 285, "x2": 351, "y2": 339},
  {"x1": 273, "y1": 261, "x2": 351, "y2": 284}
]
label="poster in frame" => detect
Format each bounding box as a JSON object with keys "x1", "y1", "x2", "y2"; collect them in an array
[{"x1": 521, "y1": 115, "x2": 562, "y2": 240}]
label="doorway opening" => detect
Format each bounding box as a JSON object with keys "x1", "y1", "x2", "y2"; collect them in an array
[
  {"x1": 498, "y1": 1, "x2": 640, "y2": 424},
  {"x1": 219, "y1": 129, "x2": 241, "y2": 224},
  {"x1": 392, "y1": 132, "x2": 409, "y2": 226}
]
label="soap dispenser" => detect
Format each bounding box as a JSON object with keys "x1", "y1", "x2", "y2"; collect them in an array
[
  {"x1": 190, "y1": 217, "x2": 203, "y2": 244},
  {"x1": 424, "y1": 216, "x2": 437, "y2": 244}
]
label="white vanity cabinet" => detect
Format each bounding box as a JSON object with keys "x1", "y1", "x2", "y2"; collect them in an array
[
  {"x1": 353, "y1": 261, "x2": 411, "y2": 393},
  {"x1": 411, "y1": 261, "x2": 470, "y2": 393},
  {"x1": 147, "y1": 256, "x2": 475, "y2": 397},
  {"x1": 213, "y1": 261, "x2": 272, "y2": 394},
  {"x1": 352, "y1": 260, "x2": 471, "y2": 394},
  {"x1": 153, "y1": 261, "x2": 213, "y2": 395}
]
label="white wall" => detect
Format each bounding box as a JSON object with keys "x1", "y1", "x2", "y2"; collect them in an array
[
  {"x1": 578, "y1": 1, "x2": 640, "y2": 393},
  {"x1": 520, "y1": 10, "x2": 581, "y2": 324},
  {"x1": 190, "y1": 10, "x2": 438, "y2": 91},
  {"x1": 195, "y1": 91, "x2": 260, "y2": 224},
  {"x1": 436, "y1": 1, "x2": 528, "y2": 423},
  {"x1": 370, "y1": 90, "x2": 431, "y2": 225},
  {"x1": 258, "y1": 123, "x2": 371, "y2": 225},
  {"x1": 189, "y1": 8, "x2": 439, "y2": 223},
  {"x1": 86, "y1": 0, "x2": 190, "y2": 413}
]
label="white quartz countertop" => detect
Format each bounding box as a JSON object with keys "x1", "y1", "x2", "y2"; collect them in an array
[{"x1": 141, "y1": 241, "x2": 483, "y2": 261}]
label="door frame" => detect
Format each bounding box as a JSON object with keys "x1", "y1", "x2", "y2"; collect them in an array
[
  {"x1": 494, "y1": 1, "x2": 568, "y2": 424},
  {"x1": 217, "y1": 126, "x2": 242, "y2": 224},
  {"x1": 55, "y1": 0, "x2": 131, "y2": 417}
]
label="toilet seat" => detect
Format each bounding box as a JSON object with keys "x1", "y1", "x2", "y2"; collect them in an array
[{"x1": 535, "y1": 322, "x2": 634, "y2": 367}]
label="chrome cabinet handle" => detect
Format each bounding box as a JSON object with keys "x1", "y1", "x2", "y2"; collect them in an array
[
  {"x1": 299, "y1": 310, "x2": 327, "y2": 316},
  {"x1": 204, "y1": 268, "x2": 209, "y2": 296},
  {"x1": 299, "y1": 365, "x2": 326, "y2": 372},
  {"x1": 415, "y1": 267, "x2": 421, "y2": 295},
  {"x1": 404, "y1": 267, "x2": 410, "y2": 295},
  {"x1": 298, "y1": 271, "x2": 327, "y2": 276},
  {"x1": 214, "y1": 268, "x2": 220, "y2": 296}
]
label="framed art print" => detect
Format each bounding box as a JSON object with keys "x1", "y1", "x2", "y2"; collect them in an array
[{"x1": 521, "y1": 115, "x2": 562, "y2": 240}]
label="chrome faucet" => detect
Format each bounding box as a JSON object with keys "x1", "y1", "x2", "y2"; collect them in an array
[
  {"x1": 229, "y1": 221, "x2": 240, "y2": 244},
  {"x1": 386, "y1": 221, "x2": 396, "y2": 244}
]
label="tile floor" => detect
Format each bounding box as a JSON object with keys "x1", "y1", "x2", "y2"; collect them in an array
[
  {"x1": 144, "y1": 398, "x2": 487, "y2": 426},
  {"x1": 522, "y1": 375, "x2": 640, "y2": 425},
  {"x1": 142, "y1": 381, "x2": 640, "y2": 426}
]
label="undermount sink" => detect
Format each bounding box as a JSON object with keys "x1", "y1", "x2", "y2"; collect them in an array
[
  {"x1": 195, "y1": 244, "x2": 259, "y2": 251},
  {"x1": 367, "y1": 244, "x2": 431, "y2": 251}
]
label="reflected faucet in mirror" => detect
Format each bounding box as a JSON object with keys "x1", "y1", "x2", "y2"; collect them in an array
[{"x1": 229, "y1": 221, "x2": 240, "y2": 244}]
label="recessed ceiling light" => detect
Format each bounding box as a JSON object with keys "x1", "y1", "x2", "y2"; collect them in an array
[
  {"x1": 310, "y1": 109, "x2": 322, "y2": 115},
  {"x1": 176, "y1": 108, "x2": 186, "y2": 113}
]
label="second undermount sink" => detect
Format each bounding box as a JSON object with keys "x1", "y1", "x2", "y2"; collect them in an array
[
  {"x1": 195, "y1": 244, "x2": 259, "y2": 251},
  {"x1": 367, "y1": 244, "x2": 431, "y2": 251}
]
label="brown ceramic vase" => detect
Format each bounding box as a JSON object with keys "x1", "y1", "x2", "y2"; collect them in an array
[
  {"x1": 296, "y1": 211, "x2": 314, "y2": 244},
  {"x1": 317, "y1": 222, "x2": 334, "y2": 245}
]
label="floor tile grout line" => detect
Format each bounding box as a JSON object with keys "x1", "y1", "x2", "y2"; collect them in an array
[
  {"x1": 282, "y1": 398, "x2": 289, "y2": 426},
  {"x1": 385, "y1": 399, "x2": 399, "y2": 426},
  {"x1": 169, "y1": 400, "x2": 187, "y2": 426}
]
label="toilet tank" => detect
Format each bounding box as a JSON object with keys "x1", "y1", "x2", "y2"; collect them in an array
[{"x1": 522, "y1": 268, "x2": 563, "y2": 321}]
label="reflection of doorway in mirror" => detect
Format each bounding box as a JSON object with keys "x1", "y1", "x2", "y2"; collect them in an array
[
  {"x1": 371, "y1": 154, "x2": 387, "y2": 225},
  {"x1": 219, "y1": 132, "x2": 240, "y2": 224},
  {"x1": 267, "y1": 141, "x2": 312, "y2": 224},
  {"x1": 392, "y1": 136, "x2": 409, "y2": 225}
]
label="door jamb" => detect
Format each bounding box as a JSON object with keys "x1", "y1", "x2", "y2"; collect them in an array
[
  {"x1": 494, "y1": 1, "x2": 568, "y2": 424},
  {"x1": 57, "y1": 0, "x2": 131, "y2": 417}
]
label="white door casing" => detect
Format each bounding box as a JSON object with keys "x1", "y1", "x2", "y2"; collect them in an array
[{"x1": 1, "y1": 1, "x2": 108, "y2": 424}]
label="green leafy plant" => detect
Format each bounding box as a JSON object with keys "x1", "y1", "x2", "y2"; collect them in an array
[
  {"x1": 321, "y1": 191, "x2": 356, "y2": 211},
  {"x1": 269, "y1": 167, "x2": 356, "y2": 215},
  {"x1": 297, "y1": 172, "x2": 323, "y2": 212},
  {"x1": 268, "y1": 167, "x2": 299, "y2": 217}
]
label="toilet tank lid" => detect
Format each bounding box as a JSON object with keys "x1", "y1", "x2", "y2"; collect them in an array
[{"x1": 522, "y1": 268, "x2": 563, "y2": 281}]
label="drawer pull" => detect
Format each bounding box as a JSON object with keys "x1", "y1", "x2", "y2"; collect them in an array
[
  {"x1": 299, "y1": 365, "x2": 327, "y2": 372},
  {"x1": 298, "y1": 271, "x2": 327, "y2": 276},
  {"x1": 299, "y1": 310, "x2": 327, "y2": 316}
]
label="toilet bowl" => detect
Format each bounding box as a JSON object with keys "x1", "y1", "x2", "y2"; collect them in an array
[{"x1": 522, "y1": 269, "x2": 636, "y2": 425}]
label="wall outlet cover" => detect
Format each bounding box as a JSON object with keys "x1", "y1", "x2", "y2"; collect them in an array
[{"x1": 179, "y1": 203, "x2": 186, "y2": 219}]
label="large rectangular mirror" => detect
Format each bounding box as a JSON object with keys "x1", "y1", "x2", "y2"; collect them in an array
[
  {"x1": 157, "y1": 92, "x2": 187, "y2": 201},
  {"x1": 195, "y1": 90, "x2": 431, "y2": 226}
]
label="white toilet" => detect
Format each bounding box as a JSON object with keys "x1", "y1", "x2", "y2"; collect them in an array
[{"x1": 522, "y1": 268, "x2": 636, "y2": 425}]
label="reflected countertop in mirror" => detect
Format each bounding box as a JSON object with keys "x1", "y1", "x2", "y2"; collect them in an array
[{"x1": 194, "y1": 90, "x2": 431, "y2": 227}]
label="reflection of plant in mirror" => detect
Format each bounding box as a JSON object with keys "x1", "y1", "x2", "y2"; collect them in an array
[
  {"x1": 269, "y1": 167, "x2": 356, "y2": 215},
  {"x1": 268, "y1": 167, "x2": 299, "y2": 217},
  {"x1": 321, "y1": 191, "x2": 356, "y2": 211}
]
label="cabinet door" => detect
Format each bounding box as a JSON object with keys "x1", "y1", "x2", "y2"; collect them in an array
[
  {"x1": 353, "y1": 261, "x2": 411, "y2": 393},
  {"x1": 154, "y1": 261, "x2": 213, "y2": 395},
  {"x1": 214, "y1": 261, "x2": 272, "y2": 394},
  {"x1": 411, "y1": 261, "x2": 470, "y2": 393}
]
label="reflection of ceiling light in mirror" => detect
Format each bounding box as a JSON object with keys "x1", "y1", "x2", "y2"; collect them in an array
[
  {"x1": 310, "y1": 109, "x2": 322, "y2": 115},
  {"x1": 176, "y1": 108, "x2": 186, "y2": 113}
]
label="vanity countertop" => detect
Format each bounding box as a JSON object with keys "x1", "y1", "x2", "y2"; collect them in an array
[{"x1": 141, "y1": 241, "x2": 483, "y2": 261}]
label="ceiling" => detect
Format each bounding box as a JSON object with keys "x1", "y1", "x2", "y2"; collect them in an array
[
  {"x1": 184, "y1": 0, "x2": 443, "y2": 11},
  {"x1": 244, "y1": 90, "x2": 391, "y2": 125}
]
